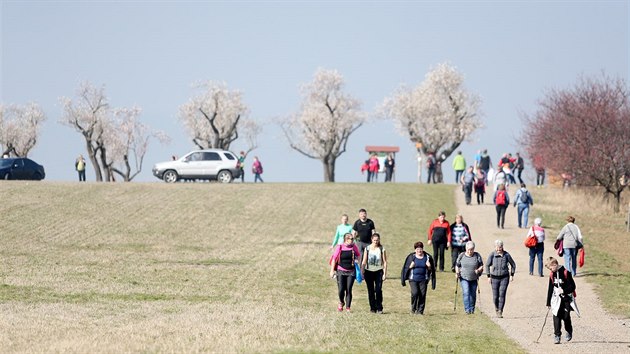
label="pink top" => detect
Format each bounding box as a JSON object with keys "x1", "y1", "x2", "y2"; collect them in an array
[{"x1": 331, "y1": 243, "x2": 361, "y2": 271}]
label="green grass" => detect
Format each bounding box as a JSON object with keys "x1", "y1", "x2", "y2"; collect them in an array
[
  {"x1": 531, "y1": 187, "x2": 630, "y2": 318},
  {"x1": 0, "y1": 181, "x2": 523, "y2": 353}
]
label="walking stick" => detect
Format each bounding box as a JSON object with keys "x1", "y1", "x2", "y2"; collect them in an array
[
  {"x1": 535, "y1": 307, "x2": 551, "y2": 343},
  {"x1": 453, "y1": 276, "x2": 459, "y2": 311}
]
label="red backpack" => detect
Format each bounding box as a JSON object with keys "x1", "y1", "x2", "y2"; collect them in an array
[{"x1": 496, "y1": 190, "x2": 507, "y2": 205}]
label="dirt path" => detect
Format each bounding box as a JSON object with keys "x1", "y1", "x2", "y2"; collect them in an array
[{"x1": 453, "y1": 187, "x2": 630, "y2": 353}]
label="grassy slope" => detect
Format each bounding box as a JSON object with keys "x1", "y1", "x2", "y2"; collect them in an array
[
  {"x1": 0, "y1": 182, "x2": 523, "y2": 353},
  {"x1": 529, "y1": 187, "x2": 630, "y2": 318}
]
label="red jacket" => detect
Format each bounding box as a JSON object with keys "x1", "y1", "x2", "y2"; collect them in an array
[{"x1": 427, "y1": 219, "x2": 452, "y2": 243}]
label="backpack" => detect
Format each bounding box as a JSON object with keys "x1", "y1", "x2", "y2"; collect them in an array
[
  {"x1": 496, "y1": 190, "x2": 507, "y2": 205},
  {"x1": 550, "y1": 268, "x2": 577, "y2": 297},
  {"x1": 519, "y1": 190, "x2": 529, "y2": 204}
]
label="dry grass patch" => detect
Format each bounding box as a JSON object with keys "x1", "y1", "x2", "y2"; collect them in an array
[{"x1": 0, "y1": 181, "x2": 522, "y2": 353}]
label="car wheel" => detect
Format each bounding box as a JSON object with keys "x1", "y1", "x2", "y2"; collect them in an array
[
  {"x1": 217, "y1": 170, "x2": 233, "y2": 183},
  {"x1": 163, "y1": 170, "x2": 178, "y2": 183},
  {"x1": 3, "y1": 173, "x2": 10, "y2": 180}
]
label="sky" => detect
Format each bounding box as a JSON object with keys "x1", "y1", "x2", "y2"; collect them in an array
[{"x1": 1, "y1": 0, "x2": 628, "y2": 183}]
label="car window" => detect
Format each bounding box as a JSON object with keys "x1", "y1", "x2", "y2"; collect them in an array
[
  {"x1": 223, "y1": 152, "x2": 236, "y2": 160},
  {"x1": 187, "y1": 152, "x2": 203, "y2": 161},
  {"x1": 202, "y1": 152, "x2": 221, "y2": 161},
  {"x1": 0, "y1": 159, "x2": 12, "y2": 168},
  {"x1": 13, "y1": 159, "x2": 24, "y2": 168}
]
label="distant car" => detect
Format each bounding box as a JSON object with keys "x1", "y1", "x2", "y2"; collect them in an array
[
  {"x1": 152, "y1": 149, "x2": 241, "y2": 183},
  {"x1": 0, "y1": 157, "x2": 46, "y2": 180}
]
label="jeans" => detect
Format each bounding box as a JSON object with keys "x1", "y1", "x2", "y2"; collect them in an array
[
  {"x1": 536, "y1": 171, "x2": 545, "y2": 186},
  {"x1": 455, "y1": 170, "x2": 463, "y2": 184},
  {"x1": 410, "y1": 280, "x2": 428, "y2": 313},
  {"x1": 517, "y1": 168, "x2": 524, "y2": 184},
  {"x1": 432, "y1": 240, "x2": 447, "y2": 271},
  {"x1": 239, "y1": 169, "x2": 244, "y2": 182},
  {"x1": 496, "y1": 205, "x2": 507, "y2": 228},
  {"x1": 490, "y1": 276, "x2": 510, "y2": 312},
  {"x1": 364, "y1": 270, "x2": 384, "y2": 312},
  {"x1": 517, "y1": 204, "x2": 530, "y2": 228},
  {"x1": 385, "y1": 168, "x2": 393, "y2": 182},
  {"x1": 254, "y1": 173, "x2": 263, "y2": 183},
  {"x1": 78, "y1": 170, "x2": 86, "y2": 182},
  {"x1": 482, "y1": 168, "x2": 489, "y2": 186},
  {"x1": 460, "y1": 279, "x2": 478, "y2": 313},
  {"x1": 427, "y1": 168, "x2": 436, "y2": 183},
  {"x1": 336, "y1": 270, "x2": 355, "y2": 308},
  {"x1": 563, "y1": 247, "x2": 578, "y2": 276},
  {"x1": 529, "y1": 243, "x2": 545, "y2": 275},
  {"x1": 463, "y1": 183, "x2": 473, "y2": 205}
]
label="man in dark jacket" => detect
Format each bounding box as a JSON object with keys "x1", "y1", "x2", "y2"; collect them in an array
[{"x1": 546, "y1": 257, "x2": 576, "y2": 344}]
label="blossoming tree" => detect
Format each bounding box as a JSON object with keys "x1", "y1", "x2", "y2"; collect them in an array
[
  {"x1": 60, "y1": 82, "x2": 168, "y2": 182},
  {"x1": 179, "y1": 82, "x2": 260, "y2": 155},
  {"x1": 281, "y1": 68, "x2": 365, "y2": 182},
  {"x1": 0, "y1": 102, "x2": 46, "y2": 157},
  {"x1": 381, "y1": 62, "x2": 482, "y2": 163}
]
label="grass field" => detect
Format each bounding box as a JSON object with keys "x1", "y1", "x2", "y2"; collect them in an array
[
  {"x1": 0, "y1": 181, "x2": 525, "y2": 353},
  {"x1": 528, "y1": 186, "x2": 630, "y2": 318}
]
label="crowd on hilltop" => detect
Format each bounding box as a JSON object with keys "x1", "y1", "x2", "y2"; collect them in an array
[{"x1": 328, "y1": 206, "x2": 583, "y2": 345}]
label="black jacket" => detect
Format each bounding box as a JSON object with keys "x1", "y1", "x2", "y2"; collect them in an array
[
  {"x1": 401, "y1": 252, "x2": 436, "y2": 290},
  {"x1": 546, "y1": 265, "x2": 576, "y2": 307}
]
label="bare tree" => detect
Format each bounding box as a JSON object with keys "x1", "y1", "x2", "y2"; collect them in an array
[
  {"x1": 179, "y1": 81, "x2": 260, "y2": 155},
  {"x1": 281, "y1": 68, "x2": 365, "y2": 182},
  {"x1": 381, "y1": 62, "x2": 482, "y2": 163},
  {"x1": 60, "y1": 82, "x2": 167, "y2": 182},
  {"x1": 0, "y1": 103, "x2": 46, "y2": 157},
  {"x1": 521, "y1": 74, "x2": 630, "y2": 212}
]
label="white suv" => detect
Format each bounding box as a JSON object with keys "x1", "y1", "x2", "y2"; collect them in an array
[{"x1": 152, "y1": 149, "x2": 241, "y2": 183}]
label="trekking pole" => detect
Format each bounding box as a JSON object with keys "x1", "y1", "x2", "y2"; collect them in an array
[
  {"x1": 453, "y1": 276, "x2": 459, "y2": 311},
  {"x1": 535, "y1": 307, "x2": 551, "y2": 343}
]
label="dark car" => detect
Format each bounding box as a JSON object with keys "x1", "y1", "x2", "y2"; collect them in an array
[{"x1": 0, "y1": 158, "x2": 46, "y2": 180}]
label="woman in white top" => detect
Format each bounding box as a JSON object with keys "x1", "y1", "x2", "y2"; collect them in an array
[{"x1": 361, "y1": 233, "x2": 387, "y2": 313}]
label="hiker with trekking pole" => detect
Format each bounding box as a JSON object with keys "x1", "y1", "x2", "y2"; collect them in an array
[
  {"x1": 454, "y1": 241, "x2": 484, "y2": 314},
  {"x1": 545, "y1": 256, "x2": 578, "y2": 345}
]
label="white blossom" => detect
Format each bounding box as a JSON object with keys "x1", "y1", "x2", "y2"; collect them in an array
[{"x1": 0, "y1": 102, "x2": 46, "y2": 157}]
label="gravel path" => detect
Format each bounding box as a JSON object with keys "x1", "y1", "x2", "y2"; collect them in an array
[{"x1": 454, "y1": 187, "x2": 630, "y2": 353}]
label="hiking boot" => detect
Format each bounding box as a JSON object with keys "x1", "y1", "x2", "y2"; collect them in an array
[
  {"x1": 565, "y1": 333, "x2": 572, "y2": 342},
  {"x1": 553, "y1": 336, "x2": 561, "y2": 344},
  {"x1": 497, "y1": 310, "x2": 503, "y2": 318}
]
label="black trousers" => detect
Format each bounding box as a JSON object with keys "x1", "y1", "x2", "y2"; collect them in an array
[
  {"x1": 490, "y1": 276, "x2": 510, "y2": 311},
  {"x1": 336, "y1": 270, "x2": 355, "y2": 307},
  {"x1": 553, "y1": 302, "x2": 573, "y2": 337},
  {"x1": 463, "y1": 183, "x2": 473, "y2": 205},
  {"x1": 410, "y1": 280, "x2": 428, "y2": 313},
  {"x1": 364, "y1": 269, "x2": 384, "y2": 311},
  {"x1": 496, "y1": 205, "x2": 507, "y2": 227},
  {"x1": 475, "y1": 186, "x2": 485, "y2": 204},
  {"x1": 451, "y1": 245, "x2": 466, "y2": 270},
  {"x1": 432, "y1": 240, "x2": 446, "y2": 271}
]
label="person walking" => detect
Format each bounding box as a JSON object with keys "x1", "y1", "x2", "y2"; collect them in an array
[
  {"x1": 515, "y1": 152, "x2": 525, "y2": 184},
  {"x1": 330, "y1": 233, "x2": 361, "y2": 312},
  {"x1": 514, "y1": 183, "x2": 534, "y2": 228},
  {"x1": 384, "y1": 153, "x2": 395, "y2": 182},
  {"x1": 368, "y1": 153, "x2": 380, "y2": 183},
  {"x1": 493, "y1": 184, "x2": 510, "y2": 229},
  {"x1": 427, "y1": 211, "x2": 451, "y2": 272},
  {"x1": 493, "y1": 166, "x2": 508, "y2": 192},
  {"x1": 545, "y1": 257, "x2": 577, "y2": 344},
  {"x1": 460, "y1": 166, "x2": 476, "y2": 205},
  {"x1": 401, "y1": 241, "x2": 436, "y2": 315},
  {"x1": 452, "y1": 151, "x2": 466, "y2": 184},
  {"x1": 361, "y1": 233, "x2": 387, "y2": 314},
  {"x1": 426, "y1": 152, "x2": 437, "y2": 184},
  {"x1": 455, "y1": 241, "x2": 484, "y2": 314},
  {"x1": 556, "y1": 216, "x2": 584, "y2": 276},
  {"x1": 331, "y1": 214, "x2": 353, "y2": 249},
  {"x1": 474, "y1": 169, "x2": 486, "y2": 204},
  {"x1": 352, "y1": 208, "x2": 376, "y2": 254},
  {"x1": 479, "y1": 149, "x2": 492, "y2": 186},
  {"x1": 252, "y1": 156, "x2": 264, "y2": 183},
  {"x1": 237, "y1": 151, "x2": 246, "y2": 182},
  {"x1": 449, "y1": 214, "x2": 472, "y2": 272},
  {"x1": 75, "y1": 154, "x2": 87, "y2": 182},
  {"x1": 486, "y1": 240, "x2": 516, "y2": 318},
  {"x1": 527, "y1": 217, "x2": 546, "y2": 277}
]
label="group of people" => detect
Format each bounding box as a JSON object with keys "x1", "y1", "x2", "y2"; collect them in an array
[
  {"x1": 236, "y1": 151, "x2": 264, "y2": 183},
  {"x1": 360, "y1": 153, "x2": 396, "y2": 182},
  {"x1": 328, "y1": 209, "x2": 584, "y2": 345}
]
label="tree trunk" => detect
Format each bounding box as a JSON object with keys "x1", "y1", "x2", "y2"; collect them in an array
[
  {"x1": 614, "y1": 191, "x2": 621, "y2": 213},
  {"x1": 323, "y1": 156, "x2": 336, "y2": 182},
  {"x1": 86, "y1": 142, "x2": 103, "y2": 182}
]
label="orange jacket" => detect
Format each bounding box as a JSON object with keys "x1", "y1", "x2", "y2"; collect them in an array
[{"x1": 427, "y1": 219, "x2": 452, "y2": 243}]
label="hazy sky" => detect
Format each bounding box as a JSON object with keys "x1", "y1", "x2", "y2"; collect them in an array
[{"x1": 1, "y1": 1, "x2": 628, "y2": 183}]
